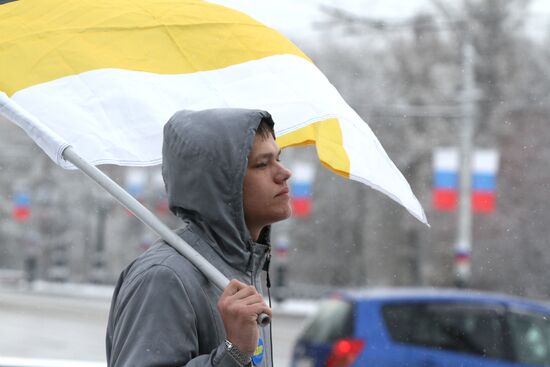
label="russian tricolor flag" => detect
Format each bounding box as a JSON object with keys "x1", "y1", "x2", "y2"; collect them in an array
[
  {"x1": 433, "y1": 148, "x2": 459, "y2": 211},
  {"x1": 472, "y1": 150, "x2": 499, "y2": 213},
  {"x1": 12, "y1": 192, "x2": 31, "y2": 221},
  {"x1": 291, "y1": 162, "x2": 315, "y2": 218},
  {"x1": 432, "y1": 148, "x2": 499, "y2": 213}
]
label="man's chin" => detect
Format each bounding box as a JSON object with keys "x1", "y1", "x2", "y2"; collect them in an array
[
  {"x1": 279, "y1": 206, "x2": 293, "y2": 221},
  {"x1": 263, "y1": 204, "x2": 293, "y2": 225}
]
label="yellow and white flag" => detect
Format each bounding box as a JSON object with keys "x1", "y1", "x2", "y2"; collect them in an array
[{"x1": 0, "y1": 0, "x2": 427, "y2": 224}]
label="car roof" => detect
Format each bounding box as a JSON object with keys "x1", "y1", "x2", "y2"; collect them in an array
[{"x1": 329, "y1": 287, "x2": 550, "y2": 310}]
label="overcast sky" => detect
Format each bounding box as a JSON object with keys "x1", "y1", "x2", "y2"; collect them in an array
[{"x1": 210, "y1": 0, "x2": 550, "y2": 41}]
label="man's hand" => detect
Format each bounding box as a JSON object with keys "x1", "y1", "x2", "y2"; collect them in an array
[{"x1": 217, "y1": 279, "x2": 272, "y2": 355}]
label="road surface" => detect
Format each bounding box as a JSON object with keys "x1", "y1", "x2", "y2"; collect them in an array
[{"x1": 0, "y1": 286, "x2": 311, "y2": 367}]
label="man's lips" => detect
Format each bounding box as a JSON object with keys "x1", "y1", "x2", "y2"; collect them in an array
[{"x1": 275, "y1": 188, "x2": 289, "y2": 197}]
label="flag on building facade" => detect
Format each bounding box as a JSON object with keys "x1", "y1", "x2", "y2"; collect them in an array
[
  {"x1": 12, "y1": 192, "x2": 31, "y2": 221},
  {"x1": 0, "y1": 0, "x2": 426, "y2": 224},
  {"x1": 290, "y1": 162, "x2": 315, "y2": 218}
]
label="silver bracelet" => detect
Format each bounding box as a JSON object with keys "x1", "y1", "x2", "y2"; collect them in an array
[{"x1": 224, "y1": 339, "x2": 252, "y2": 366}]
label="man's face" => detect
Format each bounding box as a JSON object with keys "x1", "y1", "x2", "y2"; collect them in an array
[{"x1": 243, "y1": 134, "x2": 292, "y2": 238}]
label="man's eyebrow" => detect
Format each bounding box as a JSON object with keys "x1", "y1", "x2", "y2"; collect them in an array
[{"x1": 252, "y1": 149, "x2": 281, "y2": 160}]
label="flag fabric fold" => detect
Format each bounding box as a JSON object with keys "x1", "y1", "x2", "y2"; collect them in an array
[{"x1": 0, "y1": 0, "x2": 427, "y2": 224}]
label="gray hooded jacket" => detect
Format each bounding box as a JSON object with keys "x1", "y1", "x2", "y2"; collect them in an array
[{"x1": 106, "y1": 109, "x2": 274, "y2": 367}]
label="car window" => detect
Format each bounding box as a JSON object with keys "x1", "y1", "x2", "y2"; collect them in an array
[
  {"x1": 507, "y1": 311, "x2": 550, "y2": 366},
  {"x1": 382, "y1": 302, "x2": 507, "y2": 360},
  {"x1": 300, "y1": 298, "x2": 353, "y2": 343}
]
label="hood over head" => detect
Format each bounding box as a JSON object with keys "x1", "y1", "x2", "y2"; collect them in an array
[{"x1": 162, "y1": 108, "x2": 274, "y2": 272}]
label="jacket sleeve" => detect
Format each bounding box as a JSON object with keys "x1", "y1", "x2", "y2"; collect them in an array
[{"x1": 107, "y1": 264, "x2": 243, "y2": 367}]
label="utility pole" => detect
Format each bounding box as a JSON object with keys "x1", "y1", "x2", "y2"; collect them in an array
[{"x1": 455, "y1": 32, "x2": 476, "y2": 287}]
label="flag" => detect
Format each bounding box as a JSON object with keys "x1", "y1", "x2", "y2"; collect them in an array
[
  {"x1": 125, "y1": 169, "x2": 147, "y2": 199},
  {"x1": 433, "y1": 148, "x2": 459, "y2": 211},
  {"x1": 432, "y1": 147, "x2": 499, "y2": 213},
  {"x1": 472, "y1": 149, "x2": 499, "y2": 213},
  {"x1": 0, "y1": 0, "x2": 427, "y2": 224},
  {"x1": 290, "y1": 162, "x2": 315, "y2": 218},
  {"x1": 454, "y1": 250, "x2": 471, "y2": 279},
  {"x1": 12, "y1": 192, "x2": 31, "y2": 221}
]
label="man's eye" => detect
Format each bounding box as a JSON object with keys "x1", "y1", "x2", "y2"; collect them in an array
[{"x1": 255, "y1": 162, "x2": 268, "y2": 168}]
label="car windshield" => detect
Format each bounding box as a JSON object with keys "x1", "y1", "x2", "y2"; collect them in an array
[{"x1": 300, "y1": 298, "x2": 353, "y2": 343}]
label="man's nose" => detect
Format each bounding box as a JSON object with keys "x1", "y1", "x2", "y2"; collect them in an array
[{"x1": 275, "y1": 163, "x2": 292, "y2": 183}]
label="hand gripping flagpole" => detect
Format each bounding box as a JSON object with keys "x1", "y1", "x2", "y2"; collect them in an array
[{"x1": 0, "y1": 93, "x2": 270, "y2": 327}]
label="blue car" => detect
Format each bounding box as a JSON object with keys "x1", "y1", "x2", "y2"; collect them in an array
[{"x1": 291, "y1": 288, "x2": 550, "y2": 367}]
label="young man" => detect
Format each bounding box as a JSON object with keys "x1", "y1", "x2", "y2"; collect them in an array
[{"x1": 106, "y1": 108, "x2": 292, "y2": 367}]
